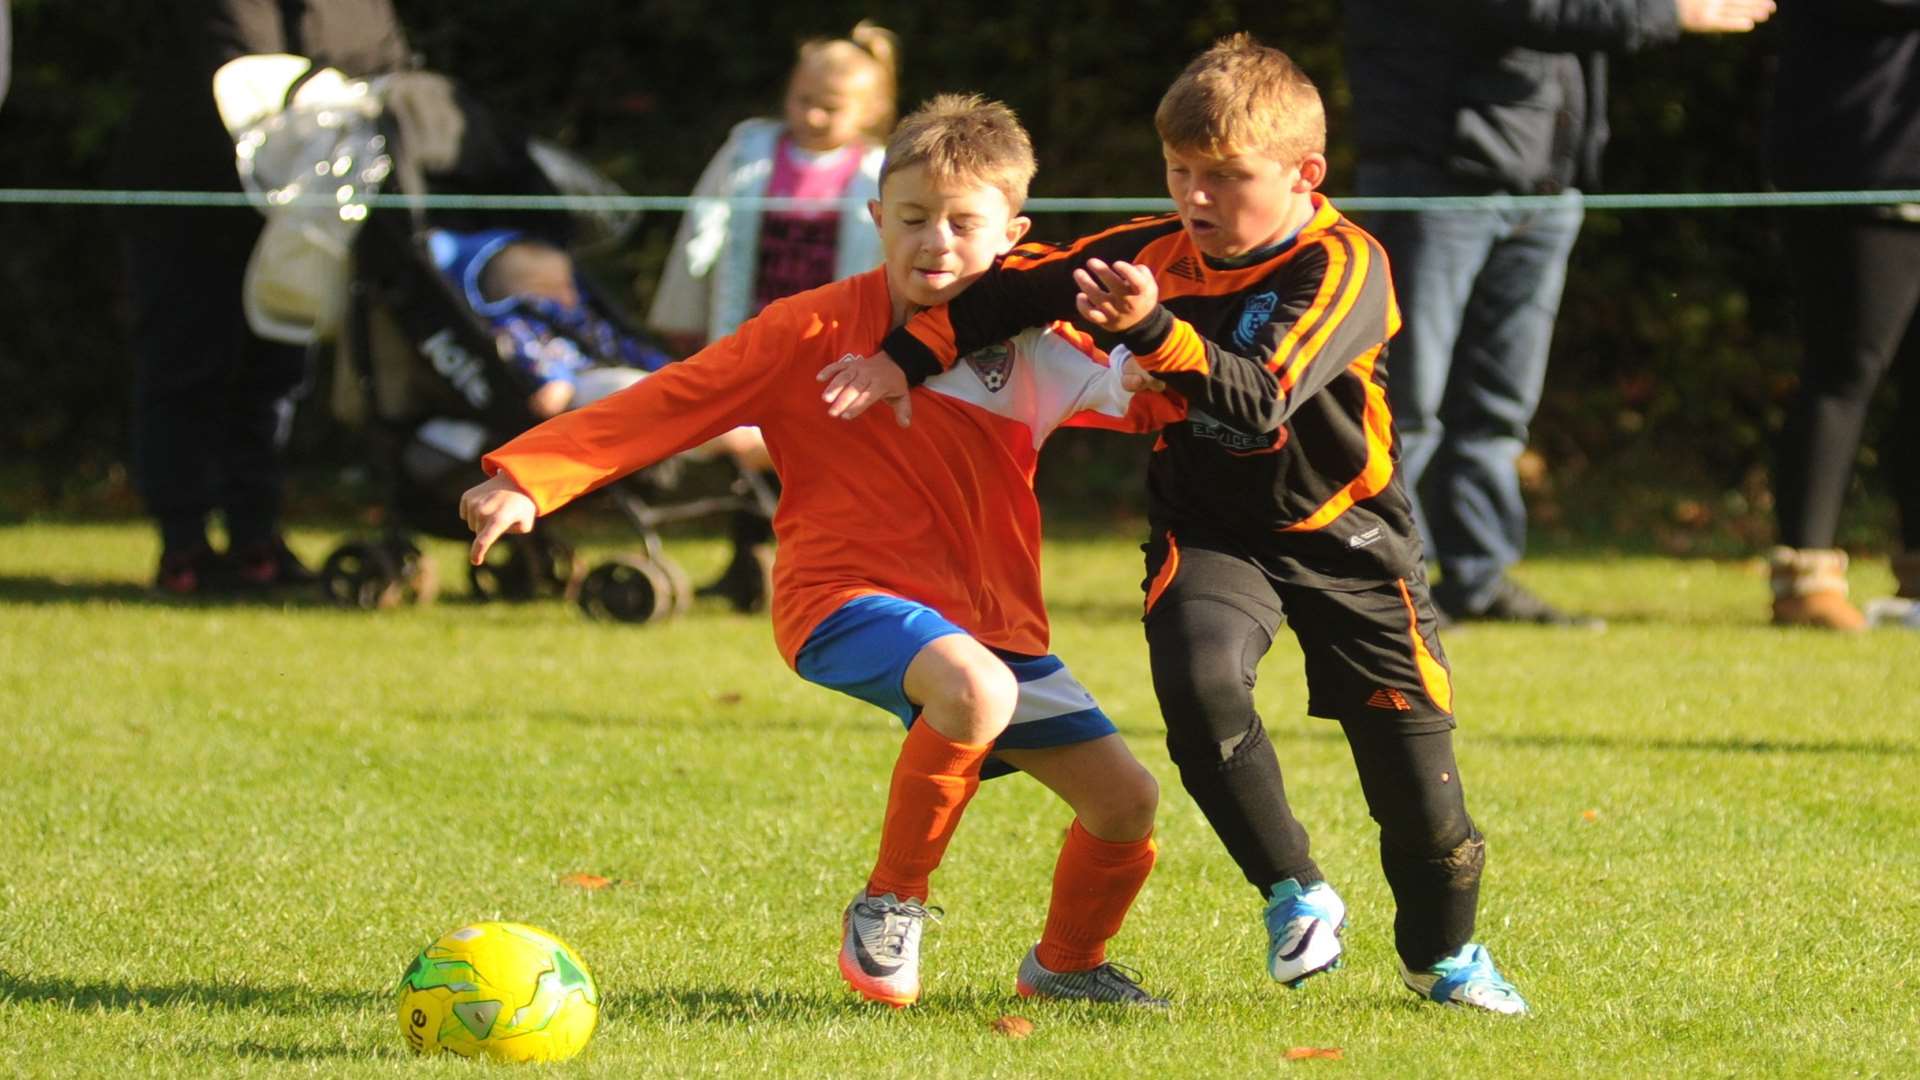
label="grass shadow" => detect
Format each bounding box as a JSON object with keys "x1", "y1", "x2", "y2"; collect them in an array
[
  {"x1": 0, "y1": 573, "x2": 339, "y2": 611},
  {"x1": 1473, "y1": 731, "x2": 1916, "y2": 757},
  {"x1": 603, "y1": 984, "x2": 1031, "y2": 1025},
  {"x1": 0, "y1": 971, "x2": 385, "y2": 1014}
]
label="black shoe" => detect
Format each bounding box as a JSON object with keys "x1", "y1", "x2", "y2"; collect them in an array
[
  {"x1": 230, "y1": 538, "x2": 318, "y2": 589},
  {"x1": 1437, "y1": 577, "x2": 1605, "y2": 629},
  {"x1": 153, "y1": 546, "x2": 229, "y2": 596}
]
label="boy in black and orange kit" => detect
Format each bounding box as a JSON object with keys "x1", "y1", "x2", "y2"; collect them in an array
[{"x1": 822, "y1": 35, "x2": 1528, "y2": 1014}]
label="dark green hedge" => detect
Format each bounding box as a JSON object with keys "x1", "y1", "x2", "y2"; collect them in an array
[{"x1": 0, "y1": 2, "x2": 1888, "y2": 546}]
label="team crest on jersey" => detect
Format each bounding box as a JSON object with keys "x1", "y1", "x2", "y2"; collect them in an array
[
  {"x1": 1232, "y1": 291, "x2": 1280, "y2": 350},
  {"x1": 963, "y1": 341, "x2": 1016, "y2": 392}
]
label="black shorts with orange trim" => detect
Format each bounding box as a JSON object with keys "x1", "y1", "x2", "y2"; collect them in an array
[{"x1": 1141, "y1": 530, "x2": 1456, "y2": 734}]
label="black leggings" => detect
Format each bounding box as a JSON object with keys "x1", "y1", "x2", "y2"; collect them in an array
[
  {"x1": 1775, "y1": 213, "x2": 1920, "y2": 550},
  {"x1": 126, "y1": 207, "x2": 307, "y2": 553},
  {"x1": 1144, "y1": 546, "x2": 1482, "y2": 968}
]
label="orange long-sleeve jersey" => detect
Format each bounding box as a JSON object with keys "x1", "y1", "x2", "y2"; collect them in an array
[{"x1": 481, "y1": 267, "x2": 1183, "y2": 666}]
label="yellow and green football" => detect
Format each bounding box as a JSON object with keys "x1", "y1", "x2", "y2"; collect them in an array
[{"x1": 396, "y1": 921, "x2": 599, "y2": 1062}]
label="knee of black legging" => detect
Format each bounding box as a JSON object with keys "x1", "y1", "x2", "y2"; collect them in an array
[
  {"x1": 1165, "y1": 713, "x2": 1268, "y2": 768},
  {"x1": 1383, "y1": 827, "x2": 1484, "y2": 888},
  {"x1": 1381, "y1": 814, "x2": 1478, "y2": 861},
  {"x1": 1150, "y1": 654, "x2": 1256, "y2": 728}
]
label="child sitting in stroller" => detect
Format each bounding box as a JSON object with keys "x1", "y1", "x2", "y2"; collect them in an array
[
  {"x1": 425, "y1": 226, "x2": 776, "y2": 612},
  {"x1": 431, "y1": 227, "x2": 767, "y2": 470}
]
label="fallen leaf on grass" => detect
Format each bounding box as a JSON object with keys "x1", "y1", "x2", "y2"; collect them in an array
[
  {"x1": 715, "y1": 692, "x2": 744, "y2": 706},
  {"x1": 558, "y1": 872, "x2": 621, "y2": 890},
  {"x1": 1284, "y1": 1047, "x2": 1343, "y2": 1061},
  {"x1": 990, "y1": 1015, "x2": 1035, "y2": 1038}
]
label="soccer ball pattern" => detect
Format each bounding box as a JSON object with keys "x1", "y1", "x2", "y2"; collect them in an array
[{"x1": 396, "y1": 921, "x2": 599, "y2": 1062}]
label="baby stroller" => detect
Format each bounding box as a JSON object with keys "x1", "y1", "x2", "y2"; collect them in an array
[{"x1": 215, "y1": 56, "x2": 775, "y2": 622}]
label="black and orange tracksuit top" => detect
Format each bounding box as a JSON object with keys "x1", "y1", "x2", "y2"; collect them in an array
[{"x1": 882, "y1": 194, "x2": 1421, "y2": 590}]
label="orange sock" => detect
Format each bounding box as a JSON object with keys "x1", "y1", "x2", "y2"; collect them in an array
[
  {"x1": 1034, "y1": 820, "x2": 1157, "y2": 973},
  {"x1": 865, "y1": 721, "x2": 993, "y2": 902}
]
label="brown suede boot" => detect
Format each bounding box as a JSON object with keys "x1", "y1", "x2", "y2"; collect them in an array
[
  {"x1": 1769, "y1": 547, "x2": 1867, "y2": 630},
  {"x1": 1891, "y1": 551, "x2": 1920, "y2": 601}
]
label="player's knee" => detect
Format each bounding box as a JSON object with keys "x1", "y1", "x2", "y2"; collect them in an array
[
  {"x1": 1165, "y1": 713, "x2": 1268, "y2": 768},
  {"x1": 1150, "y1": 655, "x2": 1257, "y2": 735},
  {"x1": 1080, "y1": 761, "x2": 1159, "y2": 840},
  {"x1": 1383, "y1": 826, "x2": 1484, "y2": 891},
  {"x1": 922, "y1": 656, "x2": 1018, "y2": 743}
]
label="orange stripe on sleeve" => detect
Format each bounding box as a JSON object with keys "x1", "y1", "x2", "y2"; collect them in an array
[
  {"x1": 1143, "y1": 534, "x2": 1181, "y2": 616},
  {"x1": 1138, "y1": 318, "x2": 1210, "y2": 376},
  {"x1": 1280, "y1": 238, "x2": 1369, "y2": 393},
  {"x1": 1267, "y1": 237, "x2": 1350, "y2": 378},
  {"x1": 1395, "y1": 579, "x2": 1454, "y2": 714},
  {"x1": 1001, "y1": 215, "x2": 1178, "y2": 272},
  {"x1": 903, "y1": 307, "x2": 958, "y2": 369}
]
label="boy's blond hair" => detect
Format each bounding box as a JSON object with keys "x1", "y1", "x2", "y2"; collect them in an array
[
  {"x1": 1155, "y1": 33, "x2": 1325, "y2": 163},
  {"x1": 794, "y1": 20, "x2": 901, "y2": 141},
  {"x1": 878, "y1": 93, "x2": 1037, "y2": 211}
]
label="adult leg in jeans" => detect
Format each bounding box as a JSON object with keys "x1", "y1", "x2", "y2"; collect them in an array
[
  {"x1": 1423, "y1": 197, "x2": 1583, "y2": 612},
  {"x1": 1358, "y1": 164, "x2": 1499, "y2": 562}
]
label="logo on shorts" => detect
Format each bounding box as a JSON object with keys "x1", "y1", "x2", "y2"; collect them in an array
[
  {"x1": 1348, "y1": 527, "x2": 1383, "y2": 550},
  {"x1": 964, "y1": 342, "x2": 1015, "y2": 392},
  {"x1": 1233, "y1": 291, "x2": 1279, "y2": 349},
  {"x1": 1368, "y1": 688, "x2": 1412, "y2": 711}
]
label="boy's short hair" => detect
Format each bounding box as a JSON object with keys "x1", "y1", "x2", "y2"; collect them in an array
[
  {"x1": 1155, "y1": 33, "x2": 1326, "y2": 163},
  {"x1": 878, "y1": 93, "x2": 1037, "y2": 211}
]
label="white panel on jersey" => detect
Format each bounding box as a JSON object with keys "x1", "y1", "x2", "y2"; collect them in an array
[{"x1": 924, "y1": 328, "x2": 1138, "y2": 449}]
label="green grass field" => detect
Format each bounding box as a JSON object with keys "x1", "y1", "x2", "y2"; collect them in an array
[{"x1": 1, "y1": 520, "x2": 1915, "y2": 1077}]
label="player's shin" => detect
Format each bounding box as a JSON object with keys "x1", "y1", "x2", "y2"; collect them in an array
[{"x1": 1034, "y1": 820, "x2": 1157, "y2": 972}]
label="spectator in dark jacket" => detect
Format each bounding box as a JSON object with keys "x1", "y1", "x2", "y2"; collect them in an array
[
  {"x1": 2, "y1": 0, "x2": 12, "y2": 111},
  {"x1": 1343, "y1": 0, "x2": 1771, "y2": 625},
  {"x1": 1764, "y1": 0, "x2": 1920, "y2": 630},
  {"x1": 112, "y1": 1, "x2": 412, "y2": 594}
]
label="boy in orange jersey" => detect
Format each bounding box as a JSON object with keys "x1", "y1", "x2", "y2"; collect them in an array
[
  {"x1": 460, "y1": 95, "x2": 1180, "y2": 1008},
  {"x1": 821, "y1": 37, "x2": 1528, "y2": 1015}
]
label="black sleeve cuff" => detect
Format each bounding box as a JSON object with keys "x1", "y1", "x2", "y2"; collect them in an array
[
  {"x1": 1116, "y1": 305, "x2": 1176, "y2": 362},
  {"x1": 880, "y1": 327, "x2": 945, "y2": 387}
]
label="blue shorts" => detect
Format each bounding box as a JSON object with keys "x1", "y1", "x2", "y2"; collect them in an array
[{"x1": 795, "y1": 594, "x2": 1117, "y2": 780}]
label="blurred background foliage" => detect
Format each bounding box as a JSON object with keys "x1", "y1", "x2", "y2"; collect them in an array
[{"x1": 0, "y1": 1, "x2": 1894, "y2": 550}]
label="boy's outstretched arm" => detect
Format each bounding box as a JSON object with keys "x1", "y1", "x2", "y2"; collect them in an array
[
  {"x1": 462, "y1": 472, "x2": 537, "y2": 565},
  {"x1": 820, "y1": 221, "x2": 1183, "y2": 419}
]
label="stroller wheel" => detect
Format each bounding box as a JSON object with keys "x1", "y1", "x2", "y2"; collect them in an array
[
  {"x1": 319, "y1": 540, "x2": 404, "y2": 610},
  {"x1": 650, "y1": 551, "x2": 695, "y2": 615},
  {"x1": 384, "y1": 537, "x2": 439, "y2": 607},
  {"x1": 695, "y1": 543, "x2": 775, "y2": 614},
  {"x1": 468, "y1": 534, "x2": 540, "y2": 602},
  {"x1": 529, "y1": 533, "x2": 580, "y2": 596},
  {"x1": 577, "y1": 557, "x2": 677, "y2": 624}
]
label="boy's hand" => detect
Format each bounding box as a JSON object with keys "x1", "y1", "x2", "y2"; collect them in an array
[
  {"x1": 1074, "y1": 259, "x2": 1158, "y2": 333},
  {"x1": 461, "y1": 472, "x2": 537, "y2": 565},
  {"x1": 817, "y1": 351, "x2": 913, "y2": 425},
  {"x1": 1121, "y1": 355, "x2": 1167, "y2": 393}
]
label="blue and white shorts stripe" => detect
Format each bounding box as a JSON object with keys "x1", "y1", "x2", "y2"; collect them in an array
[{"x1": 796, "y1": 594, "x2": 1117, "y2": 779}]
